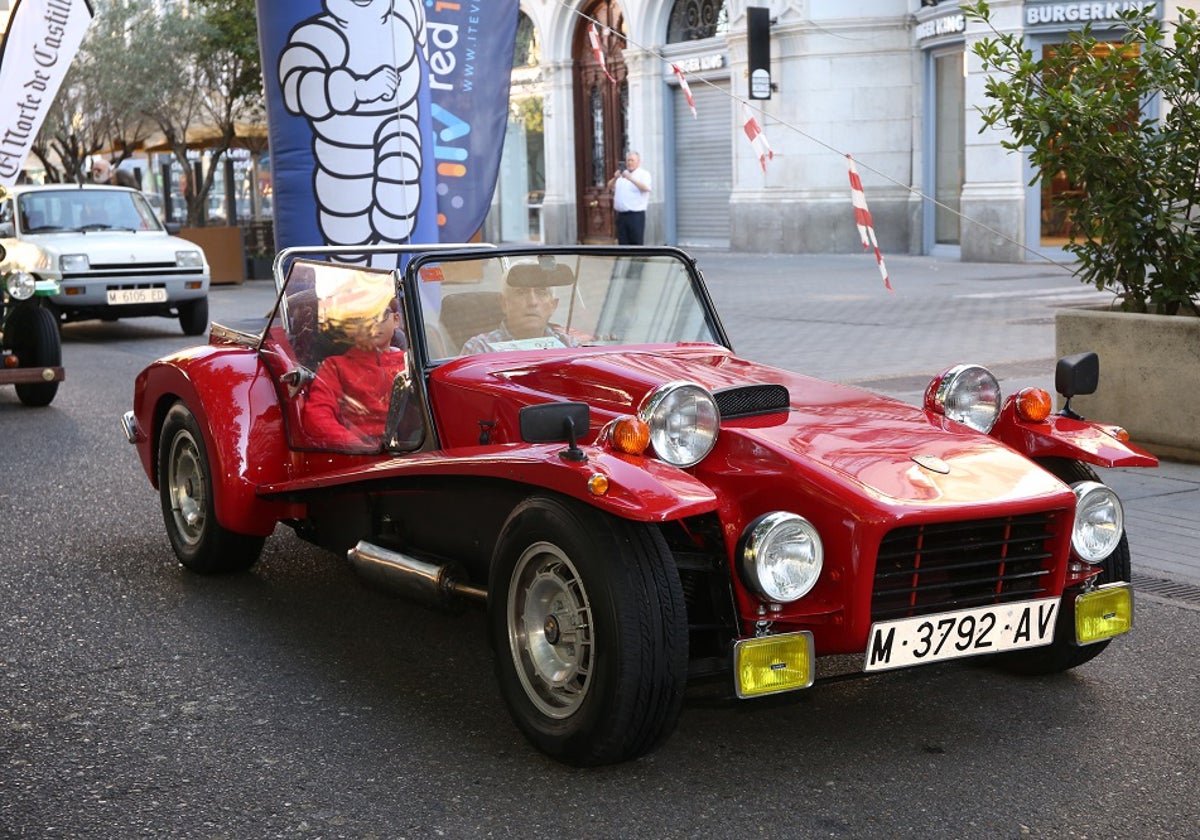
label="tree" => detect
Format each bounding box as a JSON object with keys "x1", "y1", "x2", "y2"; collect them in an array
[{"x1": 965, "y1": 2, "x2": 1200, "y2": 316}]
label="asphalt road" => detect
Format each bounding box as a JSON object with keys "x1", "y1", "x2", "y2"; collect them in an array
[{"x1": 2, "y1": 259, "x2": 1198, "y2": 839}]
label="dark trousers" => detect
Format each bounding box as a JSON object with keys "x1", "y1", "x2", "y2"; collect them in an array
[{"x1": 616, "y1": 210, "x2": 646, "y2": 245}]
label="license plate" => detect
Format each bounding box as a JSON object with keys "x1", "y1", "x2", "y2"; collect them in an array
[
  {"x1": 107, "y1": 288, "x2": 167, "y2": 305},
  {"x1": 864, "y1": 596, "x2": 1059, "y2": 672}
]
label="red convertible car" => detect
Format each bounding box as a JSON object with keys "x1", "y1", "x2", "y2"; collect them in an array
[{"x1": 123, "y1": 245, "x2": 1156, "y2": 765}]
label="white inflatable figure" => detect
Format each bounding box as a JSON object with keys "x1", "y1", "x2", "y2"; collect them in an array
[{"x1": 279, "y1": 0, "x2": 427, "y2": 266}]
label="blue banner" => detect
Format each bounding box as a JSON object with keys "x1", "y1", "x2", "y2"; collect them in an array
[{"x1": 255, "y1": 0, "x2": 518, "y2": 262}]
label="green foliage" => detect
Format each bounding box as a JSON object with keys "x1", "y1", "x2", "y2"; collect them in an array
[{"x1": 965, "y1": 2, "x2": 1200, "y2": 315}]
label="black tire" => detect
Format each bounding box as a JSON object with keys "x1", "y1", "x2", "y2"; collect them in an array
[
  {"x1": 157, "y1": 401, "x2": 264, "y2": 573},
  {"x1": 5, "y1": 304, "x2": 61, "y2": 407},
  {"x1": 993, "y1": 458, "x2": 1130, "y2": 675},
  {"x1": 178, "y1": 297, "x2": 209, "y2": 336},
  {"x1": 488, "y1": 495, "x2": 689, "y2": 766}
]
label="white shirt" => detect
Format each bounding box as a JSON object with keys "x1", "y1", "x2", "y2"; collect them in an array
[{"x1": 613, "y1": 166, "x2": 652, "y2": 213}]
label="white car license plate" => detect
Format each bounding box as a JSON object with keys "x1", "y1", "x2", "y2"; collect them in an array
[
  {"x1": 107, "y1": 288, "x2": 167, "y2": 305},
  {"x1": 864, "y1": 596, "x2": 1059, "y2": 672}
]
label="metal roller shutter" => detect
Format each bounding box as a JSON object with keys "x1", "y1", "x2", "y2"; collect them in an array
[{"x1": 672, "y1": 80, "x2": 731, "y2": 247}]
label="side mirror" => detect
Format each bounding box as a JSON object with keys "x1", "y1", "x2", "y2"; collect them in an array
[
  {"x1": 519, "y1": 401, "x2": 590, "y2": 444},
  {"x1": 0, "y1": 241, "x2": 7, "y2": 262},
  {"x1": 1055, "y1": 352, "x2": 1099, "y2": 398},
  {"x1": 165, "y1": 222, "x2": 182, "y2": 235},
  {"x1": 1055, "y1": 352, "x2": 1099, "y2": 420}
]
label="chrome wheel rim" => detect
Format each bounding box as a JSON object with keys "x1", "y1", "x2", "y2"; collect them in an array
[
  {"x1": 167, "y1": 428, "x2": 206, "y2": 546},
  {"x1": 507, "y1": 542, "x2": 593, "y2": 719}
]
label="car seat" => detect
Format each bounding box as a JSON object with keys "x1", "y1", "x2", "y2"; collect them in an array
[{"x1": 439, "y1": 291, "x2": 503, "y2": 351}]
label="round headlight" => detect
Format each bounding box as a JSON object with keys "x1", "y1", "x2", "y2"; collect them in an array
[
  {"x1": 1071, "y1": 481, "x2": 1124, "y2": 564},
  {"x1": 5, "y1": 271, "x2": 36, "y2": 301},
  {"x1": 638, "y1": 381, "x2": 719, "y2": 468},
  {"x1": 739, "y1": 512, "x2": 824, "y2": 603},
  {"x1": 925, "y1": 364, "x2": 1002, "y2": 433}
]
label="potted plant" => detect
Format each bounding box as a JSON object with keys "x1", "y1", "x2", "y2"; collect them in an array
[{"x1": 965, "y1": 2, "x2": 1200, "y2": 461}]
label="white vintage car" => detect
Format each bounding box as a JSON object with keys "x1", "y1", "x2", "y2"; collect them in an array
[{"x1": 0, "y1": 184, "x2": 210, "y2": 335}]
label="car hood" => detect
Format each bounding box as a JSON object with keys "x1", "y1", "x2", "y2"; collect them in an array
[
  {"x1": 445, "y1": 345, "x2": 1068, "y2": 509},
  {"x1": 8, "y1": 230, "x2": 197, "y2": 267}
]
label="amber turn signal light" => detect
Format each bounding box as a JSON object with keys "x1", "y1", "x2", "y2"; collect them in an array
[
  {"x1": 1015, "y1": 388, "x2": 1052, "y2": 423},
  {"x1": 609, "y1": 415, "x2": 650, "y2": 456},
  {"x1": 4, "y1": 354, "x2": 19, "y2": 369}
]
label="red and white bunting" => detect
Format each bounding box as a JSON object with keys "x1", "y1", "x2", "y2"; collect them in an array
[
  {"x1": 742, "y1": 104, "x2": 773, "y2": 173},
  {"x1": 672, "y1": 64, "x2": 696, "y2": 118},
  {"x1": 847, "y1": 155, "x2": 892, "y2": 291},
  {"x1": 588, "y1": 23, "x2": 617, "y2": 83}
]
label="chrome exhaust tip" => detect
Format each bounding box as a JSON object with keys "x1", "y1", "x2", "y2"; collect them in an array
[{"x1": 346, "y1": 540, "x2": 486, "y2": 610}]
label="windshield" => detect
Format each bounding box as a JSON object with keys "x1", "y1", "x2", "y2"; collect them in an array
[
  {"x1": 411, "y1": 251, "x2": 724, "y2": 361},
  {"x1": 17, "y1": 189, "x2": 163, "y2": 233}
]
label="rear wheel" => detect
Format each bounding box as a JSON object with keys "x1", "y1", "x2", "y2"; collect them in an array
[
  {"x1": 157, "y1": 401, "x2": 264, "y2": 573},
  {"x1": 178, "y1": 298, "x2": 209, "y2": 336},
  {"x1": 994, "y1": 458, "x2": 1129, "y2": 675},
  {"x1": 488, "y1": 495, "x2": 688, "y2": 766},
  {"x1": 5, "y1": 304, "x2": 61, "y2": 407}
]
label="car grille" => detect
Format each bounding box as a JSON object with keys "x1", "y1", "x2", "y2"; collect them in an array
[
  {"x1": 870, "y1": 512, "x2": 1058, "y2": 621},
  {"x1": 714, "y1": 384, "x2": 789, "y2": 419},
  {"x1": 90, "y1": 261, "x2": 179, "y2": 270}
]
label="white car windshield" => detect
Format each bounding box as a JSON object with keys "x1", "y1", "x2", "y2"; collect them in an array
[
  {"x1": 412, "y1": 251, "x2": 723, "y2": 361},
  {"x1": 18, "y1": 189, "x2": 163, "y2": 233}
]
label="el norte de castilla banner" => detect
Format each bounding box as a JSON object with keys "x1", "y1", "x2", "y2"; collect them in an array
[
  {"x1": 255, "y1": 0, "x2": 518, "y2": 262},
  {"x1": 0, "y1": 0, "x2": 94, "y2": 187}
]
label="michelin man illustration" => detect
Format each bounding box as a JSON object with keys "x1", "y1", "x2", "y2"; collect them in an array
[{"x1": 279, "y1": 0, "x2": 428, "y2": 265}]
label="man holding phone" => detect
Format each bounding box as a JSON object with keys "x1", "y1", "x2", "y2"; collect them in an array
[{"x1": 608, "y1": 151, "x2": 652, "y2": 245}]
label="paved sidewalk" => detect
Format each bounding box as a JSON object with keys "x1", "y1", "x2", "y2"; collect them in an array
[{"x1": 694, "y1": 250, "x2": 1200, "y2": 589}]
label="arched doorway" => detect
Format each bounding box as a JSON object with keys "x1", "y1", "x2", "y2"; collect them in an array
[{"x1": 573, "y1": 1, "x2": 627, "y2": 243}]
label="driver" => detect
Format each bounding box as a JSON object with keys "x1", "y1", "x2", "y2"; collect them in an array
[{"x1": 460, "y1": 268, "x2": 579, "y2": 355}]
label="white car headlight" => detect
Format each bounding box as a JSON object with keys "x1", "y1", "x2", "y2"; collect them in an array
[
  {"x1": 638, "y1": 381, "x2": 719, "y2": 467},
  {"x1": 925, "y1": 364, "x2": 1002, "y2": 433},
  {"x1": 5, "y1": 271, "x2": 37, "y2": 301},
  {"x1": 176, "y1": 250, "x2": 204, "y2": 268},
  {"x1": 739, "y1": 512, "x2": 824, "y2": 603},
  {"x1": 60, "y1": 254, "x2": 89, "y2": 272},
  {"x1": 1071, "y1": 481, "x2": 1124, "y2": 564}
]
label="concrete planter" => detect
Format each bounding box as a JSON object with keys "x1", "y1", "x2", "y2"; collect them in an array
[{"x1": 1056, "y1": 308, "x2": 1200, "y2": 462}]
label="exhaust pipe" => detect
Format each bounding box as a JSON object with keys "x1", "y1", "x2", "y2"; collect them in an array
[{"x1": 346, "y1": 540, "x2": 487, "y2": 609}]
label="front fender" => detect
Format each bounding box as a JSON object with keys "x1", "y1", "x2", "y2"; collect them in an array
[
  {"x1": 257, "y1": 444, "x2": 720, "y2": 522},
  {"x1": 132, "y1": 345, "x2": 296, "y2": 536},
  {"x1": 992, "y1": 404, "x2": 1158, "y2": 469}
]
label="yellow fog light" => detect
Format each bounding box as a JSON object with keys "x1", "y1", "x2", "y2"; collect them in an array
[
  {"x1": 733, "y1": 631, "x2": 815, "y2": 698},
  {"x1": 1075, "y1": 583, "x2": 1133, "y2": 645}
]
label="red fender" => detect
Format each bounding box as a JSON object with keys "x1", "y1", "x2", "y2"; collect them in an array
[
  {"x1": 992, "y1": 401, "x2": 1158, "y2": 469},
  {"x1": 257, "y1": 444, "x2": 720, "y2": 523},
  {"x1": 131, "y1": 345, "x2": 298, "y2": 536}
]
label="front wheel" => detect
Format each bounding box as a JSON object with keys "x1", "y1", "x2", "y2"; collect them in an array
[
  {"x1": 157, "y1": 401, "x2": 264, "y2": 573},
  {"x1": 5, "y1": 304, "x2": 61, "y2": 407},
  {"x1": 178, "y1": 297, "x2": 209, "y2": 336},
  {"x1": 488, "y1": 495, "x2": 688, "y2": 766},
  {"x1": 994, "y1": 458, "x2": 1130, "y2": 675}
]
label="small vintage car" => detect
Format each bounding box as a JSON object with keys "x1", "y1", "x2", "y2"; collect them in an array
[
  {"x1": 0, "y1": 183, "x2": 210, "y2": 335},
  {"x1": 123, "y1": 245, "x2": 1156, "y2": 765},
  {"x1": 1, "y1": 241, "x2": 64, "y2": 406}
]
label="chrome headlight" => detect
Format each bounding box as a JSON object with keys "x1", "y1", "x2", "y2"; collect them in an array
[
  {"x1": 925, "y1": 364, "x2": 1002, "y2": 433},
  {"x1": 60, "y1": 254, "x2": 89, "y2": 272},
  {"x1": 176, "y1": 250, "x2": 204, "y2": 268},
  {"x1": 638, "y1": 381, "x2": 719, "y2": 467},
  {"x1": 5, "y1": 271, "x2": 37, "y2": 301},
  {"x1": 1071, "y1": 481, "x2": 1124, "y2": 564},
  {"x1": 739, "y1": 512, "x2": 824, "y2": 603}
]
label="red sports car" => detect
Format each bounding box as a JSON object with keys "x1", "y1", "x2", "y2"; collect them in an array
[{"x1": 123, "y1": 245, "x2": 1156, "y2": 765}]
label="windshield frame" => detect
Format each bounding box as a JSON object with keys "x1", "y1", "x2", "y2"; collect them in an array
[{"x1": 403, "y1": 245, "x2": 731, "y2": 370}]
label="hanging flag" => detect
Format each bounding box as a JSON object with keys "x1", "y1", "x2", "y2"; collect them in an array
[
  {"x1": 742, "y1": 104, "x2": 773, "y2": 173},
  {"x1": 589, "y1": 23, "x2": 617, "y2": 83},
  {"x1": 0, "y1": 0, "x2": 94, "y2": 187},
  {"x1": 672, "y1": 64, "x2": 696, "y2": 118},
  {"x1": 847, "y1": 155, "x2": 892, "y2": 291}
]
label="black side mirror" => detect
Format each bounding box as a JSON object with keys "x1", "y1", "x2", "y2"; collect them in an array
[
  {"x1": 1055, "y1": 352, "x2": 1099, "y2": 419},
  {"x1": 0, "y1": 241, "x2": 6, "y2": 262},
  {"x1": 519, "y1": 402, "x2": 590, "y2": 462}
]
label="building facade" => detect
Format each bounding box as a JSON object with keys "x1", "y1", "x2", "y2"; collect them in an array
[{"x1": 485, "y1": 0, "x2": 1195, "y2": 261}]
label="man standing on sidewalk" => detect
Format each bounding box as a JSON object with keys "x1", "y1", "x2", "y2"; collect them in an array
[{"x1": 608, "y1": 151, "x2": 652, "y2": 244}]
